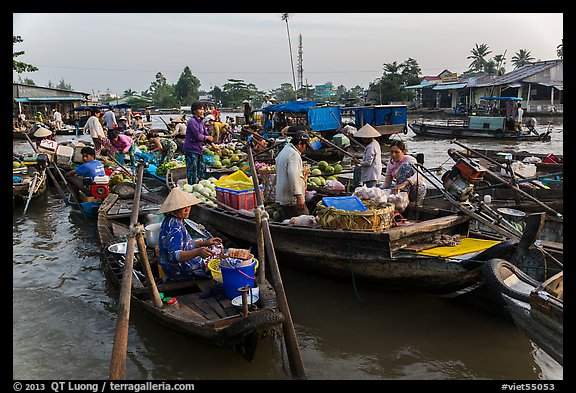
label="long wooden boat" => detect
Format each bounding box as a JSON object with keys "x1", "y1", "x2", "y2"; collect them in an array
[
  {"x1": 188, "y1": 199, "x2": 523, "y2": 293},
  {"x1": 410, "y1": 118, "x2": 551, "y2": 141},
  {"x1": 96, "y1": 192, "x2": 286, "y2": 361},
  {"x1": 478, "y1": 259, "x2": 563, "y2": 366}
]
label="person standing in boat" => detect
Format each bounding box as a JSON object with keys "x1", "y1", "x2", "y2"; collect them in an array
[
  {"x1": 515, "y1": 103, "x2": 524, "y2": 133},
  {"x1": 52, "y1": 109, "x2": 63, "y2": 131},
  {"x1": 83, "y1": 108, "x2": 107, "y2": 157},
  {"x1": 505, "y1": 100, "x2": 516, "y2": 131},
  {"x1": 381, "y1": 140, "x2": 427, "y2": 206},
  {"x1": 101, "y1": 107, "x2": 117, "y2": 131},
  {"x1": 157, "y1": 187, "x2": 222, "y2": 282},
  {"x1": 65, "y1": 146, "x2": 106, "y2": 202},
  {"x1": 243, "y1": 100, "x2": 253, "y2": 125},
  {"x1": 275, "y1": 128, "x2": 311, "y2": 220},
  {"x1": 352, "y1": 124, "x2": 383, "y2": 188},
  {"x1": 183, "y1": 101, "x2": 216, "y2": 185}
]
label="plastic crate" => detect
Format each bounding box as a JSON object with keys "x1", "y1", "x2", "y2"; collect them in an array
[
  {"x1": 216, "y1": 185, "x2": 263, "y2": 210},
  {"x1": 321, "y1": 195, "x2": 368, "y2": 212}
]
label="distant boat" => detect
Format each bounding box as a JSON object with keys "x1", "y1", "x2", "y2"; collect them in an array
[{"x1": 411, "y1": 97, "x2": 552, "y2": 141}]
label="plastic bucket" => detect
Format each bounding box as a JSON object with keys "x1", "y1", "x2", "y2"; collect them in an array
[{"x1": 219, "y1": 259, "x2": 256, "y2": 299}]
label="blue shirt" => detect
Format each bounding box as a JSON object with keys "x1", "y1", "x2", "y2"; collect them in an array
[
  {"x1": 157, "y1": 215, "x2": 208, "y2": 281},
  {"x1": 75, "y1": 160, "x2": 105, "y2": 179}
]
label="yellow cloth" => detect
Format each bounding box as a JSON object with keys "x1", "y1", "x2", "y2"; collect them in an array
[{"x1": 417, "y1": 238, "x2": 501, "y2": 257}]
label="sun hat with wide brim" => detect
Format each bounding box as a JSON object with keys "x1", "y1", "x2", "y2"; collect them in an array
[
  {"x1": 33, "y1": 127, "x2": 53, "y2": 137},
  {"x1": 354, "y1": 124, "x2": 381, "y2": 138},
  {"x1": 158, "y1": 187, "x2": 202, "y2": 214},
  {"x1": 171, "y1": 117, "x2": 185, "y2": 123}
]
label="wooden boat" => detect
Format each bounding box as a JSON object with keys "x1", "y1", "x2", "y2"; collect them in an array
[
  {"x1": 478, "y1": 259, "x2": 563, "y2": 366},
  {"x1": 411, "y1": 97, "x2": 552, "y2": 141},
  {"x1": 13, "y1": 164, "x2": 48, "y2": 207},
  {"x1": 96, "y1": 192, "x2": 286, "y2": 361}
]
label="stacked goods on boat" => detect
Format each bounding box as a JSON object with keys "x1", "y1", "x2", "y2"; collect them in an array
[
  {"x1": 315, "y1": 187, "x2": 396, "y2": 231},
  {"x1": 179, "y1": 177, "x2": 219, "y2": 208},
  {"x1": 306, "y1": 160, "x2": 345, "y2": 188},
  {"x1": 155, "y1": 158, "x2": 185, "y2": 177},
  {"x1": 203, "y1": 143, "x2": 246, "y2": 172}
]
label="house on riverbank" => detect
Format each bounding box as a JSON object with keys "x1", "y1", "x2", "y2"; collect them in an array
[
  {"x1": 13, "y1": 83, "x2": 90, "y2": 122},
  {"x1": 405, "y1": 59, "x2": 563, "y2": 114}
]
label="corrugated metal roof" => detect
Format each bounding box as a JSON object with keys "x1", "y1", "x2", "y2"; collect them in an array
[
  {"x1": 432, "y1": 83, "x2": 468, "y2": 90},
  {"x1": 475, "y1": 60, "x2": 561, "y2": 87}
]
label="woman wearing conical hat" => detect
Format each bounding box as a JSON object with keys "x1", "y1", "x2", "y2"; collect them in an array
[
  {"x1": 353, "y1": 124, "x2": 383, "y2": 188},
  {"x1": 33, "y1": 126, "x2": 56, "y2": 149},
  {"x1": 157, "y1": 187, "x2": 222, "y2": 282}
]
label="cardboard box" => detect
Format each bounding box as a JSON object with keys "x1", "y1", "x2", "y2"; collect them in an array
[{"x1": 56, "y1": 144, "x2": 74, "y2": 165}]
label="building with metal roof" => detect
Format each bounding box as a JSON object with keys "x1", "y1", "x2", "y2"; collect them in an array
[{"x1": 404, "y1": 59, "x2": 563, "y2": 113}]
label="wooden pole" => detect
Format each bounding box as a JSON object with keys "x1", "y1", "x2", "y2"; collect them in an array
[
  {"x1": 306, "y1": 129, "x2": 359, "y2": 161},
  {"x1": 134, "y1": 228, "x2": 163, "y2": 308},
  {"x1": 254, "y1": 207, "x2": 266, "y2": 285},
  {"x1": 22, "y1": 171, "x2": 39, "y2": 214},
  {"x1": 246, "y1": 144, "x2": 307, "y2": 380},
  {"x1": 109, "y1": 162, "x2": 146, "y2": 380},
  {"x1": 328, "y1": 109, "x2": 364, "y2": 149}
]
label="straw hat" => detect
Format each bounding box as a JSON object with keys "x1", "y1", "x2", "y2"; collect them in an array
[
  {"x1": 33, "y1": 127, "x2": 52, "y2": 138},
  {"x1": 119, "y1": 116, "x2": 127, "y2": 121},
  {"x1": 171, "y1": 117, "x2": 184, "y2": 123},
  {"x1": 354, "y1": 124, "x2": 380, "y2": 138},
  {"x1": 158, "y1": 187, "x2": 201, "y2": 214}
]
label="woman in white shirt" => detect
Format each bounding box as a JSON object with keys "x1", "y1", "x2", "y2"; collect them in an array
[{"x1": 353, "y1": 124, "x2": 383, "y2": 188}]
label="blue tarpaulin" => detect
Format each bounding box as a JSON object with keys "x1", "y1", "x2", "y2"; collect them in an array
[
  {"x1": 308, "y1": 106, "x2": 341, "y2": 131},
  {"x1": 262, "y1": 100, "x2": 318, "y2": 114}
]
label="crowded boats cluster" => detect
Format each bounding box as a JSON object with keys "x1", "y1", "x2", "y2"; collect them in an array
[{"x1": 13, "y1": 98, "x2": 563, "y2": 378}]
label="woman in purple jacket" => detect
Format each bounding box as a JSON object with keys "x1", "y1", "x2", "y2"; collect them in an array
[{"x1": 183, "y1": 101, "x2": 216, "y2": 185}]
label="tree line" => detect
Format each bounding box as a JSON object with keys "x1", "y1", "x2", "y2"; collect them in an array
[{"x1": 14, "y1": 35, "x2": 563, "y2": 109}]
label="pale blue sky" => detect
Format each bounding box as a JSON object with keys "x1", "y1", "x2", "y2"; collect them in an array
[{"x1": 13, "y1": 13, "x2": 563, "y2": 96}]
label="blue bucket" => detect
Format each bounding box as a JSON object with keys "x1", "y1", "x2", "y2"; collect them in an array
[{"x1": 219, "y1": 259, "x2": 256, "y2": 299}]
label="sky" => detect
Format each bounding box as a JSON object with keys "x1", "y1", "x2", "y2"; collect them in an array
[{"x1": 13, "y1": 13, "x2": 563, "y2": 96}]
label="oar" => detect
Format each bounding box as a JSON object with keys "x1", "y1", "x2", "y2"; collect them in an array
[
  {"x1": 22, "y1": 132, "x2": 72, "y2": 207},
  {"x1": 109, "y1": 161, "x2": 147, "y2": 380},
  {"x1": 246, "y1": 143, "x2": 307, "y2": 380},
  {"x1": 22, "y1": 171, "x2": 39, "y2": 214}
]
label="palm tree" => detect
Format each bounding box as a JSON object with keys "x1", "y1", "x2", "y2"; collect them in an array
[
  {"x1": 467, "y1": 43, "x2": 492, "y2": 72},
  {"x1": 556, "y1": 40, "x2": 563, "y2": 59},
  {"x1": 511, "y1": 49, "x2": 535, "y2": 69},
  {"x1": 493, "y1": 52, "x2": 507, "y2": 76}
]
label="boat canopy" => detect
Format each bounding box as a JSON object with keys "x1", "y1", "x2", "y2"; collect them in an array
[
  {"x1": 479, "y1": 96, "x2": 522, "y2": 101},
  {"x1": 262, "y1": 100, "x2": 318, "y2": 113},
  {"x1": 308, "y1": 106, "x2": 341, "y2": 131}
]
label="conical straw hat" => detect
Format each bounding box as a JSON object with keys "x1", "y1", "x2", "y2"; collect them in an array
[
  {"x1": 33, "y1": 127, "x2": 52, "y2": 137},
  {"x1": 158, "y1": 187, "x2": 201, "y2": 214},
  {"x1": 354, "y1": 124, "x2": 381, "y2": 138}
]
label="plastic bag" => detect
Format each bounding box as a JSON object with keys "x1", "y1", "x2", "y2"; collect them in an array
[
  {"x1": 288, "y1": 215, "x2": 318, "y2": 227},
  {"x1": 383, "y1": 189, "x2": 409, "y2": 211},
  {"x1": 325, "y1": 180, "x2": 345, "y2": 191}
]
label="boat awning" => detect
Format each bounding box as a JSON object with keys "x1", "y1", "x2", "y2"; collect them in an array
[
  {"x1": 507, "y1": 83, "x2": 522, "y2": 88},
  {"x1": 14, "y1": 97, "x2": 85, "y2": 102},
  {"x1": 432, "y1": 83, "x2": 468, "y2": 90}
]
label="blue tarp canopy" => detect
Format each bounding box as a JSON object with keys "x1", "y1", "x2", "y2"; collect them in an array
[
  {"x1": 308, "y1": 106, "x2": 341, "y2": 131},
  {"x1": 479, "y1": 96, "x2": 522, "y2": 101},
  {"x1": 71, "y1": 105, "x2": 98, "y2": 111},
  {"x1": 262, "y1": 100, "x2": 318, "y2": 114},
  {"x1": 113, "y1": 103, "x2": 132, "y2": 109}
]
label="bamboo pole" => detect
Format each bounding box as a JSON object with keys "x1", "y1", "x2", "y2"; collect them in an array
[
  {"x1": 22, "y1": 171, "x2": 39, "y2": 214},
  {"x1": 246, "y1": 144, "x2": 307, "y2": 380},
  {"x1": 109, "y1": 162, "x2": 145, "y2": 380},
  {"x1": 134, "y1": 228, "x2": 163, "y2": 308},
  {"x1": 254, "y1": 208, "x2": 266, "y2": 286}
]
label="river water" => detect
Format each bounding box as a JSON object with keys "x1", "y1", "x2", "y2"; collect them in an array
[{"x1": 13, "y1": 114, "x2": 563, "y2": 383}]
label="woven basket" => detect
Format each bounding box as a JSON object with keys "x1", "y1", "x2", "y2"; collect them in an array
[{"x1": 316, "y1": 200, "x2": 395, "y2": 232}]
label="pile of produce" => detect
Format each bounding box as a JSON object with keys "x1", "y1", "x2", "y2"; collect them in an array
[
  {"x1": 307, "y1": 160, "x2": 344, "y2": 187},
  {"x1": 204, "y1": 143, "x2": 244, "y2": 171},
  {"x1": 155, "y1": 159, "x2": 184, "y2": 177},
  {"x1": 180, "y1": 177, "x2": 219, "y2": 208}
]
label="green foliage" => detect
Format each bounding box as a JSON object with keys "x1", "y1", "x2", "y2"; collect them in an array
[
  {"x1": 13, "y1": 36, "x2": 38, "y2": 74},
  {"x1": 367, "y1": 58, "x2": 421, "y2": 104},
  {"x1": 174, "y1": 66, "x2": 200, "y2": 106}
]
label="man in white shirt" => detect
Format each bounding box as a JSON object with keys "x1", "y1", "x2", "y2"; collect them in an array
[
  {"x1": 275, "y1": 128, "x2": 311, "y2": 220},
  {"x1": 52, "y1": 109, "x2": 63, "y2": 130},
  {"x1": 102, "y1": 108, "x2": 117, "y2": 130},
  {"x1": 83, "y1": 108, "x2": 106, "y2": 157},
  {"x1": 515, "y1": 103, "x2": 524, "y2": 133}
]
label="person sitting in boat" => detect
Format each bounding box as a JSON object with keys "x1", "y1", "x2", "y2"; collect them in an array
[
  {"x1": 157, "y1": 187, "x2": 222, "y2": 282},
  {"x1": 106, "y1": 129, "x2": 136, "y2": 167},
  {"x1": 147, "y1": 130, "x2": 178, "y2": 165},
  {"x1": 352, "y1": 124, "x2": 382, "y2": 188},
  {"x1": 117, "y1": 116, "x2": 131, "y2": 132},
  {"x1": 33, "y1": 126, "x2": 56, "y2": 149},
  {"x1": 275, "y1": 128, "x2": 311, "y2": 220},
  {"x1": 381, "y1": 140, "x2": 427, "y2": 207},
  {"x1": 65, "y1": 146, "x2": 106, "y2": 202}
]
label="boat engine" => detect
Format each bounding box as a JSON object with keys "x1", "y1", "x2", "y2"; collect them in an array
[
  {"x1": 442, "y1": 149, "x2": 487, "y2": 202},
  {"x1": 88, "y1": 175, "x2": 111, "y2": 200}
]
